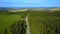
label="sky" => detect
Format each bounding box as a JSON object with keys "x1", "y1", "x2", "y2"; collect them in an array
[{"x1": 0, "y1": 0, "x2": 60, "y2": 7}]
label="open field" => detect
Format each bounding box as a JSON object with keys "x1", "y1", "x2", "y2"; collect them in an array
[
  {"x1": 0, "y1": 15, "x2": 21, "y2": 34},
  {"x1": 28, "y1": 11, "x2": 60, "y2": 34},
  {"x1": 0, "y1": 10, "x2": 60, "y2": 34},
  {"x1": 0, "y1": 11, "x2": 28, "y2": 34}
]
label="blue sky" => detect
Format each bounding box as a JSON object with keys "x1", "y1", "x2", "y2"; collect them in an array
[{"x1": 0, "y1": 0, "x2": 60, "y2": 7}]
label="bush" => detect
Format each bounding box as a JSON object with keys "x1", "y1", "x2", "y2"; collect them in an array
[{"x1": 4, "y1": 20, "x2": 27, "y2": 34}]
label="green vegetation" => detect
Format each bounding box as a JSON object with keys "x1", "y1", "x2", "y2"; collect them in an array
[
  {"x1": 28, "y1": 11, "x2": 60, "y2": 34},
  {"x1": 4, "y1": 20, "x2": 27, "y2": 34},
  {"x1": 1, "y1": 9, "x2": 60, "y2": 34},
  {"x1": 0, "y1": 10, "x2": 28, "y2": 34}
]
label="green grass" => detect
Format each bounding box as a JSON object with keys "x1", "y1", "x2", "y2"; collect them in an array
[
  {"x1": 0, "y1": 15, "x2": 22, "y2": 34},
  {"x1": 0, "y1": 11, "x2": 28, "y2": 34},
  {"x1": 1, "y1": 10, "x2": 60, "y2": 34},
  {"x1": 28, "y1": 11, "x2": 60, "y2": 34}
]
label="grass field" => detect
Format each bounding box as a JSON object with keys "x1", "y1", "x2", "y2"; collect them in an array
[
  {"x1": 0, "y1": 11, "x2": 28, "y2": 34},
  {"x1": 0, "y1": 15, "x2": 22, "y2": 34},
  {"x1": 28, "y1": 11, "x2": 60, "y2": 34},
  {"x1": 0, "y1": 10, "x2": 60, "y2": 34}
]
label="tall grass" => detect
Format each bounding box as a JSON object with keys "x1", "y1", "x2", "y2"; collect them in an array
[{"x1": 28, "y1": 11, "x2": 60, "y2": 34}]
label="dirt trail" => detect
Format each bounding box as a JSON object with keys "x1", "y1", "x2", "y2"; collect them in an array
[{"x1": 25, "y1": 15, "x2": 30, "y2": 34}]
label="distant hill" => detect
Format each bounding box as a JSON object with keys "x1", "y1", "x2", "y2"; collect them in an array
[
  {"x1": 0, "y1": 7, "x2": 22, "y2": 10},
  {"x1": 0, "y1": 7, "x2": 60, "y2": 10}
]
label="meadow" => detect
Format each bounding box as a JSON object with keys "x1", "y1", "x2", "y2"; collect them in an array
[
  {"x1": 0, "y1": 10, "x2": 27, "y2": 34},
  {"x1": 0, "y1": 10, "x2": 60, "y2": 34},
  {"x1": 28, "y1": 10, "x2": 60, "y2": 34}
]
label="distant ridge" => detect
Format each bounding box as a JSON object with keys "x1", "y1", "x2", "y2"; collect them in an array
[{"x1": 0, "y1": 7, "x2": 60, "y2": 10}]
